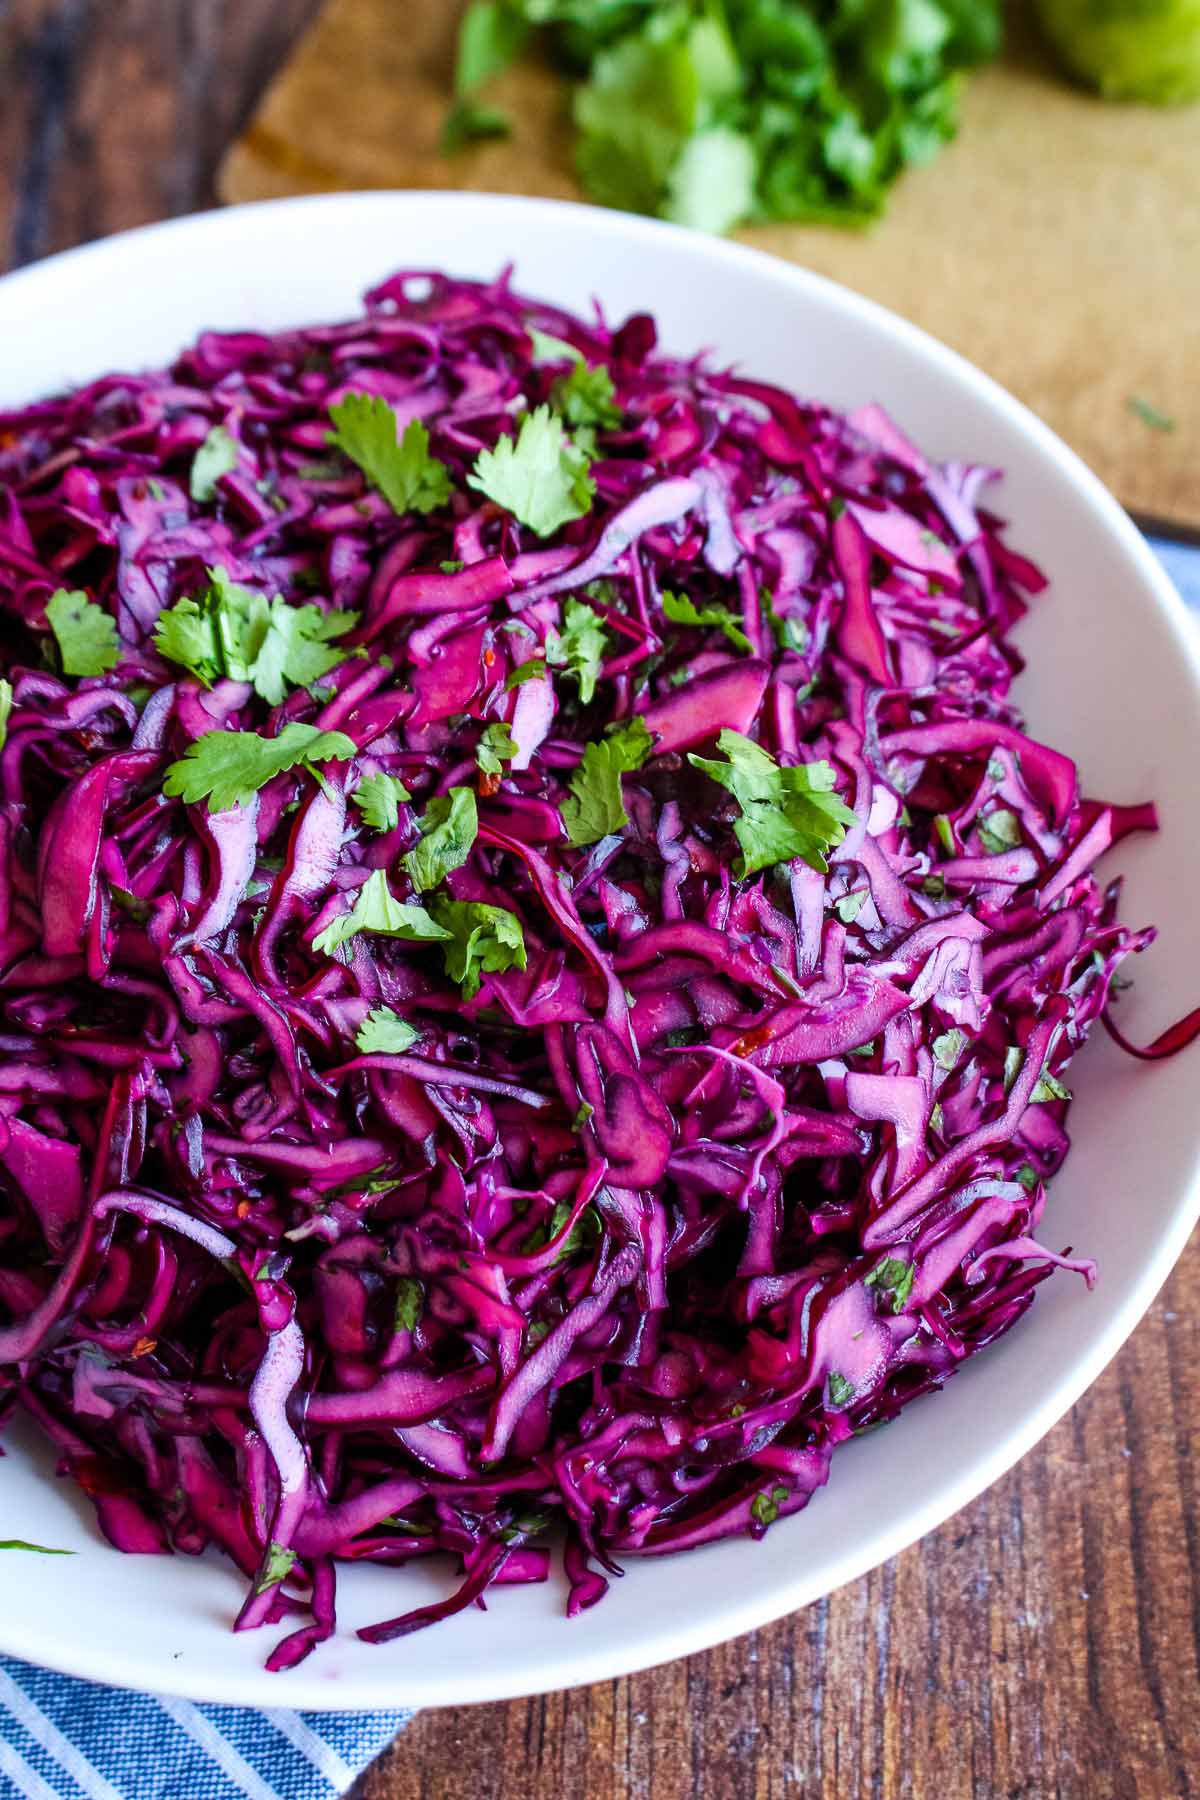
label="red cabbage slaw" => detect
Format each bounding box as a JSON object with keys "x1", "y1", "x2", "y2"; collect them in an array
[{"x1": 0, "y1": 267, "x2": 1193, "y2": 1669}]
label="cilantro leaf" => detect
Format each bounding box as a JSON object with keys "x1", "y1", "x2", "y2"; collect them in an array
[
  {"x1": 190, "y1": 424, "x2": 239, "y2": 502},
  {"x1": 687, "y1": 730, "x2": 856, "y2": 877},
  {"x1": 545, "y1": 598, "x2": 608, "y2": 704},
  {"x1": 45, "y1": 589, "x2": 120, "y2": 677},
  {"x1": 394, "y1": 1275, "x2": 424, "y2": 1334},
  {"x1": 826, "y1": 1371, "x2": 856, "y2": 1409},
  {"x1": 665, "y1": 125, "x2": 757, "y2": 235},
  {"x1": 313, "y1": 869, "x2": 452, "y2": 958},
  {"x1": 0, "y1": 1538, "x2": 73, "y2": 1555},
  {"x1": 0, "y1": 678, "x2": 12, "y2": 751},
  {"x1": 506, "y1": 658, "x2": 547, "y2": 690},
  {"x1": 251, "y1": 600, "x2": 358, "y2": 705},
  {"x1": 561, "y1": 717, "x2": 654, "y2": 847},
  {"x1": 154, "y1": 567, "x2": 357, "y2": 704},
  {"x1": 352, "y1": 771, "x2": 410, "y2": 834},
  {"x1": 1016, "y1": 1163, "x2": 1040, "y2": 1193},
  {"x1": 427, "y1": 897, "x2": 527, "y2": 999},
  {"x1": 864, "y1": 1256, "x2": 915, "y2": 1314},
  {"x1": 163, "y1": 721, "x2": 356, "y2": 813},
  {"x1": 468, "y1": 405, "x2": 595, "y2": 537},
  {"x1": 551, "y1": 359, "x2": 621, "y2": 433},
  {"x1": 327, "y1": 396, "x2": 452, "y2": 516},
  {"x1": 835, "y1": 888, "x2": 866, "y2": 924},
  {"x1": 454, "y1": 0, "x2": 528, "y2": 93},
  {"x1": 1128, "y1": 395, "x2": 1175, "y2": 433},
  {"x1": 255, "y1": 1541, "x2": 297, "y2": 1594},
  {"x1": 749, "y1": 1484, "x2": 790, "y2": 1529},
  {"x1": 759, "y1": 588, "x2": 809, "y2": 653},
  {"x1": 476, "y1": 721, "x2": 517, "y2": 777},
  {"x1": 441, "y1": 99, "x2": 513, "y2": 151},
  {"x1": 355, "y1": 1006, "x2": 420, "y2": 1055},
  {"x1": 528, "y1": 327, "x2": 579, "y2": 364},
  {"x1": 661, "y1": 588, "x2": 751, "y2": 654},
  {"x1": 403, "y1": 786, "x2": 479, "y2": 893}
]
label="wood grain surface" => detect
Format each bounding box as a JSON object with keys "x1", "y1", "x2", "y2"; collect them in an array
[
  {"x1": 2, "y1": 8, "x2": 1198, "y2": 1797},
  {"x1": 216, "y1": 0, "x2": 1200, "y2": 533}
]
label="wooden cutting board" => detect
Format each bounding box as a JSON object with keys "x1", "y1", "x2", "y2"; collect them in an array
[{"x1": 219, "y1": 0, "x2": 1200, "y2": 530}]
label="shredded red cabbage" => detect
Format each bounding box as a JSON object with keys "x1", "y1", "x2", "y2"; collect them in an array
[{"x1": 1, "y1": 267, "x2": 1194, "y2": 1669}]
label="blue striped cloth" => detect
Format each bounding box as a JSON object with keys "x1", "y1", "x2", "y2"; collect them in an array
[
  {"x1": 0, "y1": 532, "x2": 1195, "y2": 1800},
  {"x1": 0, "y1": 1662, "x2": 410, "y2": 1799}
]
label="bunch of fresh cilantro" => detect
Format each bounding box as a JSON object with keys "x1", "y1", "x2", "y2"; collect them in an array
[{"x1": 445, "y1": 0, "x2": 1003, "y2": 232}]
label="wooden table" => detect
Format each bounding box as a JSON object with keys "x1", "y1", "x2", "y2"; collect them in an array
[{"x1": 2, "y1": 7, "x2": 1197, "y2": 1795}]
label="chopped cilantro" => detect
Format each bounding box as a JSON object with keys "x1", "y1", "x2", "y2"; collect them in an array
[
  {"x1": 826, "y1": 1371, "x2": 856, "y2": 1409},
  {"x1": 313, "y1": 869, "x2": 452, "y2": 957},
  {"x1": 750, "y1": 1483, "x2": 790, "y2": 1528},
  {"x1": 865, "y1": 1256, "x2": 915, "y2": 1313},
  {"x1": 441, "y1": 98, "x2": 512, "y2": 151},
  {"x1": 1127, "y1": 395, "x2": 1175, "y2": 433},
  {"x1": 45, "y1": 589, "x2": 120, "y2": 677},
  {"x1": 393, "y1": 1276, "x2": 424, "y2": 1334},
  {"x1": 662, "y1": 588, "x2": 751, "y2": 654},
  {"x1": 154, "y1": 566, "x2": 357, "y2": 704},
  {"x1": 506, "y1": 658, "x2": 547, "y2": 690},
  {"x1": 835, "y1": 888, "x2": 867, "y2": 924},
  {"x1": 528, "y1": 327, "x2": 579, "y2": 364},
  {"x1": 255, "y1": 1541, "x2": 297, "y2": 1594},
  {"x1": 403, "y1": 786, "x2": 478, "y2": 893},
  {"x1": 468, "y1": 405, "x2": 594, "y2": 537},
  {"x1": 688, "y1": 729, "x2": 856, "y2": 877},
  {"x1": 552, "y1": 357, "x2": 621, "y2": 433},
  {"x1": 561, "y1": 717, "x2": 655, "y2": 847},
  {"x1": 546, "y1": 598, "x2": 609, "y2": 704},
  {"x1": 427, "y1": 896, "x2": 527, "y2": 999},
  {"x1": 0, "y1": 678, "x2": 11, "y2": 751},
  {"x1": 0, "y1": 1539, "x2": 73, "y2": 1555},
  {"x1": 476, "y1": 722, "x2": 517, "y2": 777},
  {"x1": 352, "y1": 771, "x2": 411, "y2": 834},
  {"x1": 163, "y1": 721, "x2": 356, "y2": 813},
  {"x1": 760, "y1": 588, "x2": 809, "y2": 653},
  {"x1": 327, "y1": 395, "x2": 452, "y2": 515},
  {"x1": 190, "y1": 424, "x2": 239, "y2": 502},
  {"x1": 355, "y1": 1006, "x2": 420, "y2": 1056}
]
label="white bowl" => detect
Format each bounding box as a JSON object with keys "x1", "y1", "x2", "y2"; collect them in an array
[{"x1": 1, "y1": 192, "x2": 1197, "y2": 1711}]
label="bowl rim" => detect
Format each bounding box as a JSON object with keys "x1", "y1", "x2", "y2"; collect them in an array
[{"x1": 0, "y1": 188, "x2": 1197, "y2": 1710}]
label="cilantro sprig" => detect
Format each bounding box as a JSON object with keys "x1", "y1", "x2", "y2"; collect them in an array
[
  {"x1": 312, "y1": 869, "x2": 451, "y2": 958},
  {"x1": 355, "y1": 1006, "x2": 420, "y2": 1055},
  {"x1": 190, "y1": 424, "x2": 240, "y2": 502},
  {"x1": 662, "y1": 588, "x2": 751, "y2": 655},
  {"x1": 428, "y1": 896, "x2": 527, "y2": 999},
  {"x1": 163, "y1": 721, "x2": 356, "y2": 813},
  {"x1": 545, "y1": 598, "x2": 609, "y2": 704},
  {"x1": 468, "y1": 405, "x2": 594, "y2": 537},
  {"x1": 476, "y1": 722, "x2": 517, "y2": 778},
  {"x1": 327, "y1": 395, "x2": 452, "y2": 516},
  {"x1": 352, "y1": 771, "x2": 411, "y2": 834},
  {"x1": 688, "y1": 730, "x2": 856, "y2": 877},
  {"x1": 154, "y1": 567, "x2": 358, "y2": 705}
]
